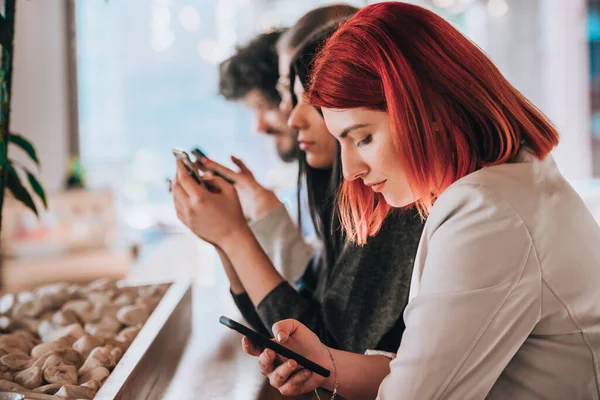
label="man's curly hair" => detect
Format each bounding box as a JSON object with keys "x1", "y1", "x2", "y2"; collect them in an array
[{"x1": 219, "y1": 29, "x2": 286, "y2": 106}]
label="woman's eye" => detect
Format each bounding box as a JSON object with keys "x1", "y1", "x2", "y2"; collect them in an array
[{"x1": 357, "y1": 134, "x2": 373, "y2": 147}]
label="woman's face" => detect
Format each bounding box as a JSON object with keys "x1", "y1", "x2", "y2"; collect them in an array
[
  {"x1": 288, "y1": 77, "x2": 337, "y2": 169},
  {"x1": 322, "y1": 107, "x2": 415, "y2": 207}
]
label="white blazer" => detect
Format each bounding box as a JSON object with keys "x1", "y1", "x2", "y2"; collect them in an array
[{"x1": 378, "y1": 148, "x2": 600, "y2": 399}]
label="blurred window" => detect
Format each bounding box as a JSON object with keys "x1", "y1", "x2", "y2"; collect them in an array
[{"x1": 75, "y1": 0, "x2": 363, "y2": 229}]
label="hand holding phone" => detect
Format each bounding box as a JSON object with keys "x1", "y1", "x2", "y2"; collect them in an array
[
  {"x1": 173, "y1": 148, "x2": 204, "y2": 184},
  {"x1": 171, "y1": 150, "x2": 249, "y2": 248},
  {"x1": 219, "y1": 316, "x2": 330, "y2": 378},
  {"x1": 191, "y1": 147, "x2": 235, "y2": 184}
]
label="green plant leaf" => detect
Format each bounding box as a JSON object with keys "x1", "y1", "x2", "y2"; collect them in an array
[
  {"x1": 6, "y1": 161, "x2": 38, "y2": 216},
  {"x1": 8, "y1": 133, "x2": 39, "y2": 165},
  {"x1": 0, "y1": 15, "x2": 9, "y2": 49},
  {"x1": 25, "y1": 169, "x2": 47, "y2": 209},
  {"x1": 0, "y1": 141, "x2": 5, "y2": 166}
]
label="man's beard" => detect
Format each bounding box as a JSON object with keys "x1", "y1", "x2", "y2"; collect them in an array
[
  {"x1": 278, "y1": 145, "x2": 300, "y2": 163},
  {"x1": 266, "y1": 129, "x2": 299, "y2": 163}
]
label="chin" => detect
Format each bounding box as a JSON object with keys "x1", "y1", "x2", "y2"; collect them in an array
[
  {"x1": 382, "y1": 192, "x2": 415, "y2": 208},
  {"x1": 306, "y1": 154, "x2": 331, "y2": 169}
]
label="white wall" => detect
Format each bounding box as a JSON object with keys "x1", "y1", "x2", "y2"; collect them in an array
[
  {"x1": 464, "y1": 0, "x2": 592, "y2": 181},
  {"x1": 10, "y1": 0, "x2": 70, "y2": 194},
  {"x1": 539, "y1": 0, "x2": 592, "y2": 181}
]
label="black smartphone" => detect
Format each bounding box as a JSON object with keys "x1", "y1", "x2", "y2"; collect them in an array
[
  {"x1": 190, "y1": 147, "x2": 235, "y2": 184},
  {"x1": 172, "y1": 148, "x2": 204, "y2": 184},
  {"x1": 219, "y1": 316, "x2": 330, "y2": 378}
]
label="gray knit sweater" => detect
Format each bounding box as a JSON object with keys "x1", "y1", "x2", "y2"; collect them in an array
[{"x1": 234, "y1": 207, "x2": 424, "y2": 354}]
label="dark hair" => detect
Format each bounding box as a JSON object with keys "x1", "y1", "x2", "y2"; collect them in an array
[
  {"x1": 219, "y1": 29, "x2": 285, "y2": 105},
  {"x1": 293, "y1": 25, "x2": 345, "y2": 268},
  {"x1": 293, "y1": 22, "x2": 340, "y2": 94},
  {"x1": 276, "y1": 4, "x2": 359, "y2": 55}
]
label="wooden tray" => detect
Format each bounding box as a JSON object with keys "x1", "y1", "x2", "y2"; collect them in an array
[
  {"x1": 94, "y1": 280, "x2": 192, "y2": 400},
  {"x1": 0, "y1": 281, "x2": 192, "y2": 399}
]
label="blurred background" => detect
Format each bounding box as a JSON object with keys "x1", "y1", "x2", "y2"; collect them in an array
[{"x1": 2, "y1": 0, "x2": 597, "y2": 291}]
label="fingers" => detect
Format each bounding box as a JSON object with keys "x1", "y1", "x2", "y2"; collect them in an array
[
  {"x1": 193, "y1": 159, "x2": 209, "y2": 173},
  {"x1": 201, "y1": 174, "x2": 233, "y2": 194},
  {"x1": 172, "y1": 187, "x2": 188, "y2": 223},
  {"x1": 272, "y1": 319, "x2": 302, "y2": 344},
  {"x1": 268, "y1": 357, "x2": 299, "y2": 389},
  {"x1": 242, "y1": 336, "x2": 264, "y2": 356},
  {"x1": 278, "y1": 369, "x2": 314, "y2": 396},
  {"x1": 171, "y1": 175, "x2": 189, "y2": 200},
  {"x1": 231, "y1": 156, "x2": 252, "y2": 175},
  {"x1": 258, "y1": 348, "x2": 278, "y2": 376},
  {"x1": 176, "y1": 160, "x2": 206, "y2": 195},
  {"x1": 202, "y1": 158, "x2": 239, "y2": 181},
  {"x1": 172, "y1": 176, "x2": 196, "y2": 222}
]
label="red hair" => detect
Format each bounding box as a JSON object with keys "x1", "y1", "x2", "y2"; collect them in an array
[{"x1": 308, "y1": 2, "x2": 559, "y2": 245}]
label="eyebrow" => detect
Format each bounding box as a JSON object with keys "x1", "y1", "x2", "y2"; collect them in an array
[{"x1": 339, "y1": 123, "x2": 370, "y2": 138}]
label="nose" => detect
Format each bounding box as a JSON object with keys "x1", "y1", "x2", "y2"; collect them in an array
[
  {"x1": 287, "y1": 103, "x2": 307, "y2": 130},
  {"x1": 253, "y1": 111, "x2": 269, "y2": 134},
  {"x1": 341, "y1": 146, "x2": 368, "y2": 181}
]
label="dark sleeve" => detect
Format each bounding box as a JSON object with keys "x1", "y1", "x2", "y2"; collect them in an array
[
  {"x1": 258, "y1": 208, "x2": 425, "y2": 353},
  {"x1": 229, "y1": 253, "x2": 320, "y2": 338},
  {"x1": 255, "y1": 281, "x2": 342, "y2": 347},
  {"x1": 230, "y1": 290, "x2": 272, "y2": 337},
  {"x1": 253, "y1": 252, "x2": 341, "y2": 345},
  {"x1": 330, "y1": 208, "x2": 424, "y2": 353}
]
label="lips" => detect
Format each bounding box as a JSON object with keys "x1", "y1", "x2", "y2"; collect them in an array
[
  {"x1": 298, "y1": 140, "x2": 316, "y2": 151},
  {"x1": 365, "y1": 179, "x2": 387, "y2": 192}
]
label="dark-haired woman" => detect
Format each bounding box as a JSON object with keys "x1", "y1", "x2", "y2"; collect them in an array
[{"x1": 172, "y1": 23, "x2": 424, "y2": 355}]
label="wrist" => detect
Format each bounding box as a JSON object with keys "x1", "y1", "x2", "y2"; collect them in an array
[
  {"x1": 322, "y1": 345, "x2": 338, "y2": 392},
  {"x1": 251, "y1": 190, "x2": 282, "y2": 221},
  {"x1": 220, "y1": 225, "x2": 253, "y2": 255}
]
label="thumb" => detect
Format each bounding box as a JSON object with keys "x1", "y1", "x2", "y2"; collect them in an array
[
  {"x1": 272, "y1": 319, "x2": 303, "y2": 344},
  {"x1": 231, "y1": 156, "x2": 253, "y2": 175}
]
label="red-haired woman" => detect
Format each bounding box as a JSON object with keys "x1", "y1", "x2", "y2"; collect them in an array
[{"x1": 234, "y1": 2, "x2": 600, "y2": 399}]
